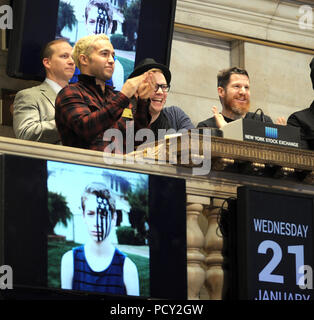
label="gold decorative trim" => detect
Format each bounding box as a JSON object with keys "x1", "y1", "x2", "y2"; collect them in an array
[
  {"x1": 0, "y1": 134, "x2": 314, "y2": 183},
  {"x1": 210, "y1": 136, "x2": 314, "y2": 170},
  {"x1": 130, "y1": 133, "x2": 314, "y2": 174}
]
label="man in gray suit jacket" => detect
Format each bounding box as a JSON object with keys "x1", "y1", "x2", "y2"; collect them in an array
[{"x1": 13, "y1": 39, "x2": 75, "y2": 144}]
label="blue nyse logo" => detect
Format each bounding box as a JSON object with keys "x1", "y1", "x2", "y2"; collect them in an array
[{"x1": 265, "y1": 127, "x2": 278, "y2": 139}]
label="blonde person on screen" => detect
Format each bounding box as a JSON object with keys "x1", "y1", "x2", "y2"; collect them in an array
[{"x1": 61, "y1": 182, "x2": 139, "y2": 296}]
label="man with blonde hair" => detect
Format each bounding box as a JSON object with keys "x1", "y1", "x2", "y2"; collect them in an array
[
  {"x1": 84, "y1": 0, "x2": 124, "y2": 90},
  {"x1": 55, "y1": 34, "x2": 156, "y2": 153}
]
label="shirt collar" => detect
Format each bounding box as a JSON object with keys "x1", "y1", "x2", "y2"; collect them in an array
[
  {"x1": 78, "y1": 74, "x2": 114, "y2": 91},
  {"x1": 78, "y1": 73, "x2": 96, "y2": 84},
  {"x1": 45, "y1": 78, "x2": 63, "y2": 94}
]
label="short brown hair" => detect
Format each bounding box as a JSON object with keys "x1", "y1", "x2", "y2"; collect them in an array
[
  {"x1": 40, "y1": 38, "x2": 70, "y2": 61},
  {"x1": 217, "y1": 67, "x2": 249, "y2": 89}
]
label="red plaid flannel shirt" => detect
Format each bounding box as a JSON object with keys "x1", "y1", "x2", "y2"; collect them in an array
[{"x1": 55, "y1": 74, "x2": 151, "y2": 153}]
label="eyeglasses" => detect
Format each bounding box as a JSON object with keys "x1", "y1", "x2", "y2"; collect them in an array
[{"x1": 154, "y1": 84, "x2": 170, "y2": 92}]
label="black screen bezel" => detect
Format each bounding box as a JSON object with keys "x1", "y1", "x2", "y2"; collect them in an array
[
  {"x1": 6, "y1": 0, "x2": 177, "y2": 82},
  {"x1": 0, "y1": 154, "x2": 187, "y2": 300},
  {"x1": 235, "y1": 185, "x2": 314, "y2": 300}
]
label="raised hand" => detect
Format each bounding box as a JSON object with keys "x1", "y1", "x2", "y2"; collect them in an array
[
  {"x1": 275, "y1": 117, "x2": 287, "y2": 126},
  {"x1": 120, "y1": 73, "x2": 147, "y2": 98},
  {"x1": 212, "y1": 106, "x2": 227, "y2": 128},
  {"x1": 137, "y1": 72, "x2": 156, "y2": 100}
]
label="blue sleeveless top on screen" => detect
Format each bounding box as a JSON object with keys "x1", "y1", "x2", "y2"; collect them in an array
[{"x1": 72, "y1": 245, "x2": 126, "y2": 295}]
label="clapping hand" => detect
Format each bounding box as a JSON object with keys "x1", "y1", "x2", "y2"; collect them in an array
[
  {"x1": 137, "y1": 72, "x2": 156, "y2": 100},
  {"x1": 212, "y1": 106, "x2": 227, "y2": 128},
  {"x1": 120, "y1": 72, "x2": 156, "y2": 100},
  {"x1": 275, "y1": 117, "x2": 287, "y2": 126}
]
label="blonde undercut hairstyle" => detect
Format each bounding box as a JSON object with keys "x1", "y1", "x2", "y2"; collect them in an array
[{"x1": 72, "y1": 34, "x2": 110, "y2": 70}]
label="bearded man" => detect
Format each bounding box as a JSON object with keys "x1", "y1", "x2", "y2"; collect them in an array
[{"x1": 197, "y1": 67, "x2": 285, "y2": 129}]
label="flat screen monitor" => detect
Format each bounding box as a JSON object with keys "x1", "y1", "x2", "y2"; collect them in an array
[
  {"x1": 233, "y1": 185, "x2": 314, "y2": 300},
  {"x1": 6, "y1": 0, "x2": 176, "y2": 89},
  {"x1": 0, "y1": 154, "x2": 187, "y2": 300}
]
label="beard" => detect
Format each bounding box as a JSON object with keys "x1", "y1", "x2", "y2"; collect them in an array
[{"x1": 223, "y1": 94, "x2": 250, "y2": 117}]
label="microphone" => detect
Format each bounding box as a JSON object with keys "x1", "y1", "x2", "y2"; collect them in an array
[{"x1": 252, "y1": 108, "x2": 265, "y2": 122}]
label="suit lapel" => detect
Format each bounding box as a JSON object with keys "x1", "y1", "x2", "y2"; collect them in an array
[{"x1": 39, "y1": 82, "x2": 57, "y2": 108}]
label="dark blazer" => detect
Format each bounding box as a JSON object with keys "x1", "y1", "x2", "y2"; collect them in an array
[
  {"x1": 287, "y1": 101, "x2": 314, "y2": 150},
  {"x1": 197, "y1": 111, "x2": 273, "y2": 128}
]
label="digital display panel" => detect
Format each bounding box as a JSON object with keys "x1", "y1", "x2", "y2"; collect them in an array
[
  {"x1": 0, "y1": 154, "x2": 187, "y2": 300},
  {"x1": 47, "y1": 160, "x2": 150, "y2": 296},
  {"x1": 56, "y1": 0, "x2": 142, "y2": 90},
  {"x1": 235, "y1": 186, "x2": 314, "y2": 300},
  {"x1": 7, "y1": 0, "x2": 176, "y2": 83}
]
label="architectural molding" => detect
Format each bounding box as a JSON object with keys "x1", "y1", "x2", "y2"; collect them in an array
[
  {"x1": 173, "y1": 30, "x2": 230, "y2": 51},
  {"x1": 175, "y1": 0, "x2": 314, "y2": 50}
]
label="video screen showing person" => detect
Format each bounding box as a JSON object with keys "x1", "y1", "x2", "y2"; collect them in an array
[
  {"x1": 47, "y1": 160, "x2": 150, "y2": 297},
  {"x1": 56, "y1": 0, "x2": 141, "y2": 90}
]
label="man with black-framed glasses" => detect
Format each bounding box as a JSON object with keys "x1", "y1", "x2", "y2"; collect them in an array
[{"x1": 128, "y1": 58, "x2": 194, "y2": 140}]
